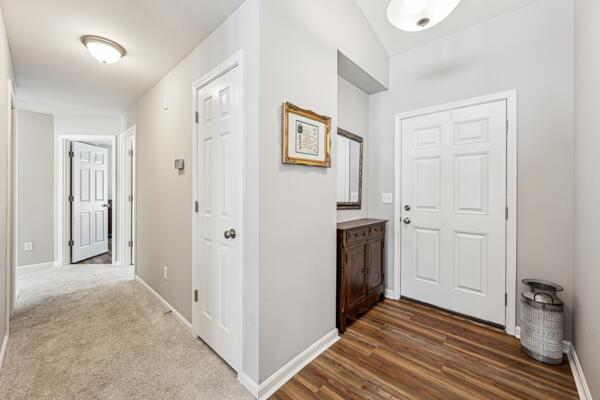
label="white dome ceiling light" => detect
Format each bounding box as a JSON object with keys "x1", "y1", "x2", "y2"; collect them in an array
[
  {"x1": 81, "y1": 35, "x2": 126, "y2": 64},
  {"x1": 387, "y1": 0, "x2": 462, "y2": 32}
]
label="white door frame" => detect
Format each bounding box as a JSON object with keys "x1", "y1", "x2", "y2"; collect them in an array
[
  {"x1": 5, "y1": 79, "x2": 15, "y2": 324},
  {"x1": 191, "y1": 50, "x2": 245, "y2": 373},
  {"x1": 55, "y1": 134, "x2": 117, "y2": 266},
  {"x1": 118, "y1": 126, "x2": 136, "y2": 269},
  {"x1": 393, "y1": 90, "x2": 518, "y2": 336}
]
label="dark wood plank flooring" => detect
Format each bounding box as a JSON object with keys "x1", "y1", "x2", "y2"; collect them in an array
[
  {"x1": 76, "y1": 239, "x2": 112, "y2": 265},
  {"x1": 271, "y1": 299, "x2": 578, "y2": 400}
]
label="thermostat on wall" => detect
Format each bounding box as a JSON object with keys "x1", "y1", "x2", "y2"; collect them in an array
[{"x1": 174, "y1": 159, "x2": 184, "y2": 170}]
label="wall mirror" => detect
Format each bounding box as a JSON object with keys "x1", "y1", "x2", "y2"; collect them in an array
[{"x1": 337, "y1": 128, "x2": 363, "y2": 210}]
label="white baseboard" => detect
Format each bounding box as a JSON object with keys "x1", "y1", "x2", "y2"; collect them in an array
[
  {"x1": 135, "y1": 275, "x2": 192, "y2": 332},
  {"x1": 515, "y1": 327, "x2": 591, "y2": 399},
  {"x1": 249, "y1": 329, "x2": 339, "y2": 400},
  {"x1": 385, "y1": 289, "x2": 397, "y2": 300},
  {"x1": 0, "y1": 332, "x2": 8, "y2": 369},
  {"x1": 565, "y1": 342, "x2": 593, "y2": 400},
  {"x1": 17, "y1": 261, "x2": 55, "y2": 270},
  {"x1": 238, "y1": 372, "x2": 259, "y2": 398}
]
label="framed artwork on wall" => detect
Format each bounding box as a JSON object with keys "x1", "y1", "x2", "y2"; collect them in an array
[{"x1": 282, "y1": 102, "x2": 331, "y2": 168}]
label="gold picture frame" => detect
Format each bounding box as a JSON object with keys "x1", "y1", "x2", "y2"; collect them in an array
[{"x1": 282, "y1": 102, "x2": 331, "y2": 168}]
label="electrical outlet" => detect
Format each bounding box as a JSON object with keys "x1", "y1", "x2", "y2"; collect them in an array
[
  {"x1": 382, "y1": 193, "x2": 393, "y2": 204},
  {"x1": 24, "y1": 242, "x2": 33, "y2": 252},
  {"x1": 163, "y1": 267, "x2": 168, "y2": 280}
]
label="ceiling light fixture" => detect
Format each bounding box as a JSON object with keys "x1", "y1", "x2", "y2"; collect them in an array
[
  {"x1": 81, "y1": 35, "x2": 126, "y2": 64},
  {"x1": 387, "y1": 0, "x2": 462, "y2": 32}
]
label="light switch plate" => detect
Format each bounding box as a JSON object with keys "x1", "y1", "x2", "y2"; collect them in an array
[
  {"x1": 24, "y1": 242, "x2": 33, "y2": 252},
  {"x1": 382, "y1": 193, "x2": 393, "y2": 204}
]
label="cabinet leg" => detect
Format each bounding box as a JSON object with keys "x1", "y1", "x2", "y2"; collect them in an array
[{"x1": 338, "y1": 316, "x2": 346, "y2": 334}]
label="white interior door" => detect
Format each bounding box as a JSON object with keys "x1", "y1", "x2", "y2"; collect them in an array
[
  {"x1": 71, "y1": 142, "x2": 109, "y2": 263},
  {"x1": 401, "y1": 100, "x2": 507, "y2": 325},
  {"x1": 195, "y1": 64, "x2": 242, "y2": 371}
]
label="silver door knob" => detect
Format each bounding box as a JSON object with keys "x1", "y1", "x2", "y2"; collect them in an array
[
  {"x1": 224, "y1": 229, "x2": 237, "y2": 239},
  {"x1": 403, "y1": 218, "x2": 411, "y2": 225},
  {"x1": 102, "y1": 204, "x2": 110, "y2": 208}
]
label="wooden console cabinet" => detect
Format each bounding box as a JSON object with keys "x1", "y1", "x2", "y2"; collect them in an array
[{"x1": 337, "y1": 219, "x2": 387, "y2": 333}]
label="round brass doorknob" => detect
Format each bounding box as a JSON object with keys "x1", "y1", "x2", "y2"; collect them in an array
[{"x1": 403, "y1": 218, "x2": 411, "y2": 225}]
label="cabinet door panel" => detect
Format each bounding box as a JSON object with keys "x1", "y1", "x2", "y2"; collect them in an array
[
  {"x1": 346, "y1": 244, "x2": 366, "y2": 305},
  {"x1": 366, "y1": 239, "x2": 384, "y2": 293}
]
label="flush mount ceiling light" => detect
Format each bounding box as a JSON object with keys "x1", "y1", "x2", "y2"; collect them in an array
[
  {"x1": 387, "y1": 0, "x2": 462, "y2": 32},
  {"x1": 81, "y1": 35, "x2": 126, "y2": 64}
]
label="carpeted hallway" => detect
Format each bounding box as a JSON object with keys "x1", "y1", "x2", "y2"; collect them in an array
[{"x1": 0, "y1": 264, "x2": 253, "y2": 400}]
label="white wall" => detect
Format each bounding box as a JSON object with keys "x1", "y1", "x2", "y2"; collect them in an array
[
  {"x1": 337, "y1": 76, "x2": 369, "y2": 222},
  {"x1": 54, "y1": 114, "x2": 121, "y2": 136},
  {"x1": 125, "y1": 0, "x2": 261, "y2": 383},
  {"x1": 16, "y1": 110, "x2": 54, "y2": 267},
  {"x1": 0, "y1": 2, "x2": 13, "y2": 348},
  {"x1": 258, "y1": 0, "x2": 388, "y2": 382},
  {"x1": 369, "y1": 0, "x2": 575, "y2": 338},
  {"x1": 573, "y1": 0, "x2": 599, "y2": 396}
]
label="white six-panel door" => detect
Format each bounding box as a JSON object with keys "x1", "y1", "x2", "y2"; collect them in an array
[
  {"x1": 401, "y1": 100, "x2": 507, "y2": 325},
  {"x1": 72, "y1": 142, "x2": 109, "y2": 263},
  {"x1": 195, "y1": 64, "x2": 242, "y2": 371}
]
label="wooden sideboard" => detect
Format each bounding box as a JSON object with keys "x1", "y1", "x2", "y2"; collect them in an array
[{"x1": 337, "y1": 218, "x2": 387, "y2": 333}]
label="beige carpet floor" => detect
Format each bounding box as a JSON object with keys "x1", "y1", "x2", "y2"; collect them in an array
[{"x1": 0, "y1": 264, "x2": 253, "y2": 400}]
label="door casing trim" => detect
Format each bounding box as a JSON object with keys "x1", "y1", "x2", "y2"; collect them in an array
[
  {"x1": 392, "y1": 90, "x2": 518, "y2": 336},
  {"x1": 55, "y1": 134, "x2": 117, "y2": 267}
]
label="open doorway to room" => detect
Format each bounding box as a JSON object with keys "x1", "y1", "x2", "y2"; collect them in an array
[
  {"x1": 55, "y1": 135, "x2": 116, "y2": 267},
  {"x1": 70, "y1": 140, "x2": 114, "y2": 265}
]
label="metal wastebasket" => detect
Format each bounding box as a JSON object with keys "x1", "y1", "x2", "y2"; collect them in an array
[{"x1": 520, "y1": 279, "x2": 564, "y2": 365}]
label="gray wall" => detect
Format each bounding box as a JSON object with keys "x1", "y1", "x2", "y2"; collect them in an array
[
  {"x1": 0, "y1": 2, "x2": 13, "y2": 345},
  {"x1": 574, "y1": 0, "x2": 599, "y2": 396},
  {"x1": 258, "y1": 0, "x2": 388, "y2": 382},
  {"x1": 337, "y1": 76, "x2": 369, "y2": 223},
  {"x1": 368, "y1": 0, "x2": 575, "y2": 338},
  {"x1": 16, "y1": 110, "x2": 54, "y2": 267},
  {"x1": 126, "y1": 0, "x2": 261, "y2": 382}
]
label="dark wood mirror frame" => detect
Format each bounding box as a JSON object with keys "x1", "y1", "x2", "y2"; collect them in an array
[{"x1": 337, "y1": 128, "x2": 363, "y2": 210}]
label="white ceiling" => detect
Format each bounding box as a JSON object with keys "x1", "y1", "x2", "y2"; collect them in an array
[
  {"x1": 356, "y1": 0, "x2": 542, "y2": 56},
  {"x1": 1, "y1": 0, "x2": 245, "y2": 115}
]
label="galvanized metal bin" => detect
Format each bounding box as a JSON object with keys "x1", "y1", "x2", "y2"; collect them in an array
[{"x1": 520, "y1": 279, "x2": 564, "y2": 365}]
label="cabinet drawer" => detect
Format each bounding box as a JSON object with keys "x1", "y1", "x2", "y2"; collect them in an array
[
  {"x1": 347, "y1": 228, "x2": 368, "y2": 244},
  {"x1": 369, "y1": 225, "x2": 385, "y2": 237}
]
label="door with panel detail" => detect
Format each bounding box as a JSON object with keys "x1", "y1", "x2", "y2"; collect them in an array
[
  {"x1": 401, "y1": 101, "x2": 507, "y2": 325},
  {"x1": 195, "y1": 65, "x2": 242, "y2": 371},
  {"x1": 72, "y1": 142, "x2": 109, "y2": 263}
]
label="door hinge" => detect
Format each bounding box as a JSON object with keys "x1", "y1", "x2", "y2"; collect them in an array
[
  {"x1": 195, "y1": 111, "x2": 199, "y2": 124},
  {"x1": 68, "y1": 150, "x2": 74, "y2": 158},
  {"x1": 194, "y1": 201, "x2": 199, "y2": 213},
  {"x1": 194, "y1": 290, "x2": 198, "y2": 302},
  {"x1": 128, "y1": 240, "x2": 133, "y2": 248},
  {"x1": 128, "y1": 195, "x2": 133, "y2": 202},
  {"x1": 68, "y1": 240, "x2": 74, "y2": 247},
  {"x1": 68, "y1": 195, "x2": 74, "y2": 202},
  {"x1": 505, "y1": 120, "x2": 509, "y2": 134},
  {"x1": 505, "y1": 293, "x2": 508, "y2": 306},
  {"x1": 128, "y1": 149, "x2": 134, "y2": 157},
  {"x1": 505, "y1": 207, "x2": 509, "y2": 220}
]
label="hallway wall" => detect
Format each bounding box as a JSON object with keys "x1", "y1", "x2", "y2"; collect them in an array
[
  {"x1": 0, "y1": 2, "x2": 14, "y2": 354},
  {"x1": 16, "y1": 110, "x2": 54, "y2": 267},
  {"x1": 125, "y1": 0, "x2": 261, "y2": 382},
  {"x1": 368, "y1": 0, "x2": 575, "y2": 338},
  {"x1": 573, "y1": 0, "x2": 600, "y2": 396}
]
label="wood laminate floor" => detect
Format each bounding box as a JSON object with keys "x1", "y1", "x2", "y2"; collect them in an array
[{"x1": 271, "y1": 299, "x2": 578, "y2": 400}]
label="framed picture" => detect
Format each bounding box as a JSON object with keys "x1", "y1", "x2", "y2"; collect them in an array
[{"x1": 282, "y1": 102, "x2": 331, "y2": 168}]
